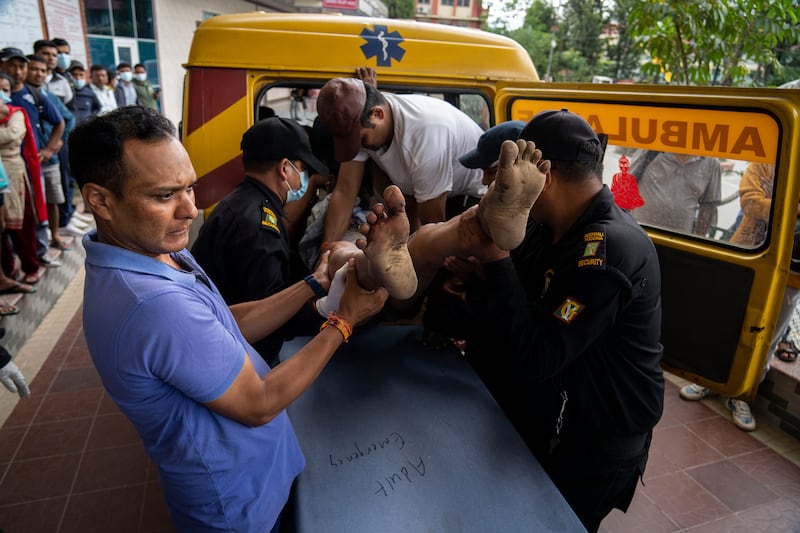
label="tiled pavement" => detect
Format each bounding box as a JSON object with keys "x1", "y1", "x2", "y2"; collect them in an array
[{"x1": 0, "y1": 243, "x2": 799, "y2": 532}]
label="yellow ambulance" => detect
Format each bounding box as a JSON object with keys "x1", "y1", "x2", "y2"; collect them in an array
[{"x1": 183, "y1": 12, "x2": 800, "y2": 401}]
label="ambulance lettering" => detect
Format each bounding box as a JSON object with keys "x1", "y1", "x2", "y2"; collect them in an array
[
  {"x1": 593, "y1": 117, "x2": 766, "y2": 158},
  {"x1": 510, "y1": 101, "x2": 777, "y2": 163}
]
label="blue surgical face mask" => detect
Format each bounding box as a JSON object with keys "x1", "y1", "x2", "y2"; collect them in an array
[
  {"x1": 57, "y1": 53, "x2": 70, "y2": 70},
  {"x1": 73, "y1": 79, "x2": 86, "y2": 89},
  {"x1": 134, "y1": 72, "x2": 147, "y2": 82},
  {"x1": 286, "y1": 161, "x2": 309, "y2": 203},
  {"x1": 119, "y1": 71, "x2": 133, "y2": 82},
  {"x1": 0, "y1": 91, "x2": 11, "y2": 104}
]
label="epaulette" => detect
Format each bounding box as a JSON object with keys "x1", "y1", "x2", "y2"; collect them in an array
[{"x1": 260, "y1": 205, "x2": 280, "y2": 235}]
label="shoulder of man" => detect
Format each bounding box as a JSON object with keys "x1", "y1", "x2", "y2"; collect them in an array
[
  {"x1": 215, "y1": 182, "x2": 284, "y2": 237},
  {"x1": 576, "y1": 214, "x2": 655, "y2": 276},
  {"x1": 576, "y1": 222, "x2": 609, "y2": 271}
]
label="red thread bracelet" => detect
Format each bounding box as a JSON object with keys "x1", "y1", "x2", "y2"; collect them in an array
[{"x1": 320, "y1": 311, "x2": 352, "y2": 342}]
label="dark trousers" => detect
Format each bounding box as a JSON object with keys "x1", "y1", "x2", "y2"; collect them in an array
[
  {"x1": 58, "y1": 145, "x2": 75, "y2": 226},
  {"x1": 2, "y1": 188, "x2": 41, "y2": 276},
  {"x1": 541, "y1": 435, "x2": 650, "y2": 532}
]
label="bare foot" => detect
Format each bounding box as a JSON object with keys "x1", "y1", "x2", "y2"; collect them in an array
[
  {"x1": 356, "y1": 185, "x2": 418, "y2": 300},
  {"x1": 478, "y1": 139, "x2": 549, "y2": 250}
]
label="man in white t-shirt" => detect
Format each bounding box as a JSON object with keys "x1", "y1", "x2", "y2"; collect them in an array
[
  {"x1": 316, "y1": 77, "x2": 485, "y2": 243},
  {"x1": 89, "y1": 65, "x2": 118, "y2": 115}
]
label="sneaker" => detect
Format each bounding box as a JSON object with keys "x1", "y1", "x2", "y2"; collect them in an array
[
  {"x1": 62, "y1": 222, "x2": 90, "y2": 236},
  {"x1": 726, "y1": 398, "x2": 757, "y2": 431},
  {"x1": 72, "y1": 211, "x2": 94, "y2": 224},
  {"x1": 679, "y1": 383, "x2": 716, "y2": 401},
  {"x1": 66, "y1": 217, "x2": 90, "y2": 229},
  {"x1": 39, "y1": 255, "x2": 62, "y2": 268}
]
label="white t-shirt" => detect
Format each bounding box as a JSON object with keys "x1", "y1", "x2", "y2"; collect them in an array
[
  {"x1": 91, "y1": 84, "x2": 118, "y2": 115},
  {"x1": 355, "y1": 93, "x2": 485, "y2": 203}
]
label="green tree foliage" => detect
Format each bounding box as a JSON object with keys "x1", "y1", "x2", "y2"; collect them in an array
[
  {"x1": 627, "y1": 0, "x2": 800, "y2": 86},
  {"x1": 489, "y1": 0, "x2": 607, "y2": 81},
  {"x1": 521, "y1": 0, "x2": 555, "y2": 32},
  {"x1": 605, "y1": 0, "x2": 643, "y2": 81},
  {"x1": 384, "y1": 0, "x2": 414, "y2": 19},
  {"x1": 763, "y1": 39, "x2": 800, "y2": 86},
  {"x1": 488, "y1": 0, "x2": 799, "y2": 86},
  {"x1": 488, "y1": 0, "x2": 556, "y2": 78},
  {"x1": 559, "y1": 0, "x2": 605, "y2": 70}
]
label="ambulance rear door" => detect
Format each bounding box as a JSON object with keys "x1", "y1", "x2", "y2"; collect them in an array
[{"x1": 495, "y1": 83, "x2": 800, "y2": 400}]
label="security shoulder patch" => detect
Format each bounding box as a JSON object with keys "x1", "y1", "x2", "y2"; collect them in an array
[
  {"x1": 260, "y1": 206, "x2": 280, "y2": 235},
  {"x1": 578, "y1": 228, "x2": 606, "y2": 268},
  {"x1": 553, "y1": 297, "x2": 585, "y2": 324}
]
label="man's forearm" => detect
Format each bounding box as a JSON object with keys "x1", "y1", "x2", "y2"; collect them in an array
[
  {"x1": 231, "y1": 281, "x2": 316, "y2": 343},
  {"x1": 48, "y1": 121, "x2": 65, "y2": 150}
]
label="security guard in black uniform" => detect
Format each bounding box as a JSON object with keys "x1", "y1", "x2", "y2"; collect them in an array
[
  {"x1": 440, "y1": 110, "x2": 664, "y2": 532},
  {"x1": 192, "y1": 118, "x2": 330, "y2": 367}
]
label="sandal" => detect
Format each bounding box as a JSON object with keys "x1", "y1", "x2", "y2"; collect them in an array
[
  {"x1": 775, "y1": 341, "x2": 798, "y2": 363},
  {"x1": 0, "y1": 281, "x2": 36, "y2": 295},
  {"x1": 22, "y1": 272, "x2": 41, "y2": 285},
  {"x1": 0, "y1": 304, "x2": 19, "y2": 316}
]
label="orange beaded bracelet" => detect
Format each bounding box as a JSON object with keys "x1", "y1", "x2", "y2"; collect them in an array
[{"x1": 320, "y1": 311, "x2": 352, "y2": 342}]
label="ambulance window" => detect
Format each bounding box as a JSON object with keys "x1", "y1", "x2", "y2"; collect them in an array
[
  {"x1": 602, "y1": 144, "x2": 764, "y2": 247},
  {"x1": 256, "y1": 84, "x2": 491, "y2": 133},
  {"x1": 422, "y1": 92, "x2": 490, "y2": 130},
  {"x1": 459, "y1": 94, "x2": 490, "y2": 130},
  {"x1": 256, "y1": 86, "x2": 317, "y2": 127}
]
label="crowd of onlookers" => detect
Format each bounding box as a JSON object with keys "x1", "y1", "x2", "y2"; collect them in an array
[{"x1": 0, "y1": 37, "x2": 160, "y2": 317}]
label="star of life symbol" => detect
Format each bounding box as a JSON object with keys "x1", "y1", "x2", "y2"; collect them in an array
[{"x1": 360, "y1": 25, "x2": 406, "y2": 67}]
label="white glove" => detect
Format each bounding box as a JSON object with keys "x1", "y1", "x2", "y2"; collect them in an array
[
  {"x1": 316, "y1": 263, "x2": 349, "y2": 317},
  {"x1": 0, "y1": 360, "x2": 30, "y2": 398}
]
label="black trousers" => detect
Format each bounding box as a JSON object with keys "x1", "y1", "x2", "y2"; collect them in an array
[{"x1": 539, "y1": 438, "x2": 650, "y2": 532}]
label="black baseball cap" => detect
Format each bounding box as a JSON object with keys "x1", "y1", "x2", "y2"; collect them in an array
[
  {"x1": 519, "y1": 109, "x2": 603, "y2": 162},
  {"x1": 1, "y1": 47, "x2": 29, "y2": 63},
  {"x1": 459, "y1": 120, "x2": 526, "y2": 169},
  {"x1": 240, "y1": 117, "x2": 329, "y2": 176}
]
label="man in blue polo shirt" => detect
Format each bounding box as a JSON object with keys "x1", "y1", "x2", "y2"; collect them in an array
[{"x1": 68, "y1": 106, "x2": 388, "y2": 532}]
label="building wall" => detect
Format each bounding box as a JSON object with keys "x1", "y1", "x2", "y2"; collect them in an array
[
  {"x1": 7, "y1": 0, "x2": 388, "y2": 130},
  {"x1": 415, "y1": 0, "x2": 483, "y2": 28},
  {"x1": 153, "y1": 0, "x2": 270, "y2": 128},
  {"x1": 153, "y1": 0, "x2": 386, "y2": 128}
]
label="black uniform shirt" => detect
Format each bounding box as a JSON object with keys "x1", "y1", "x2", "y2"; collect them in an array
[
  {"x1": 192, "y1": 177, "x2": 319, "y2": 364},
  {"x1": 467, "y1": 186, "x2": 664, "y2": 457}
]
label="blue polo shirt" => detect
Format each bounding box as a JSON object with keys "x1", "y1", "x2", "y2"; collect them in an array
[{"x1": 82, "y1": 232, "x2": 304, "y2": 532}]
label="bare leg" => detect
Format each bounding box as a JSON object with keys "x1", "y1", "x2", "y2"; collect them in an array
[
  {"x1": 326, "y1": 186, "x2": 418, "y2": 300},
  {"x1": 477, "y1": 139, "x2": 548, "y2": 250},
  {"x1": 327, "y1": 241, "x2": 374, "y2": 291},
  {"x1": 327, "y1": 141, "x2": 547, "y2": 300},
  {"x1": 355, "y1": 186, "x2": 418, "y2": 300}
]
